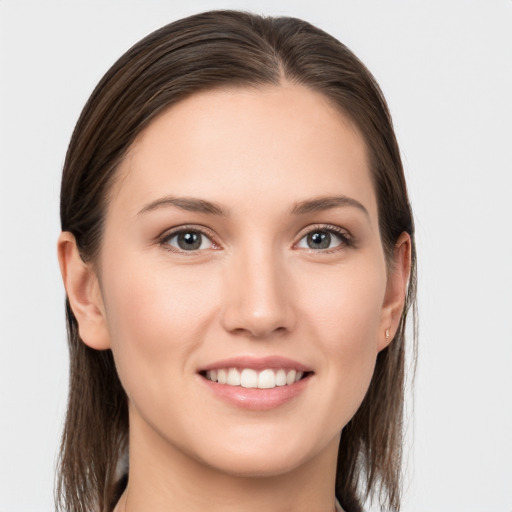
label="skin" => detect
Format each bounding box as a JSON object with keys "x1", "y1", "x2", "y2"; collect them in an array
[{"x1": 58, "y1": 83, "x2": 410, "y2": 512}]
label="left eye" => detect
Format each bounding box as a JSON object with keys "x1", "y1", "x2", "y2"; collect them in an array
[
  {"x1": 296, "y1": 229, "x2": 347, "y2": 250},
  {"x1": 164, "y1": 230, "x2": 214, "y2": 251}
]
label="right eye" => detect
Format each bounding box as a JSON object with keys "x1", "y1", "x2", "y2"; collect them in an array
[{"x1": 161, "y1": 229, "x2": 215, "y2": 252}]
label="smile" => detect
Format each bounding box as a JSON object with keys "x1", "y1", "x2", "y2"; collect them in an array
[
  {"x1": 204, "y1": 368, "x2": 305, "y2": 389},
  {"x1": 198, "y1": 357, "x2": 313, "y2": 410}
]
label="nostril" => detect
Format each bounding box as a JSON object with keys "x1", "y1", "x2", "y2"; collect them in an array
[{"x1": 227, "y1": 324, "x2": 290, "y2": 339}]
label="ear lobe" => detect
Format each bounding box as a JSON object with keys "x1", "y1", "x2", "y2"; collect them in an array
[
  {"x1": 378, "y1": 232, "x2": 412, "y2": 351},
  {"x1": 57, "y1": 232, "x2": 111, "y2": 350}
]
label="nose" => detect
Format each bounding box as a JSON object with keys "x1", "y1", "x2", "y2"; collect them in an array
[{"x1": 221, "y1": 248, "x2": 296, "y2": 339}]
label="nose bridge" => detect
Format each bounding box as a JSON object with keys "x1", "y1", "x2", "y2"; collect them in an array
[{"x1": 222, "y1": 241, "x2": 295, "y2": 338}]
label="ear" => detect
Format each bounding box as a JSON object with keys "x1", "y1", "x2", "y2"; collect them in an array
[
  {"x1": 378, "y1": 232, "x2": 412, "y2": 351},
  {"x1": 57, "y1": 232, "x2": 111, "y2": 350}
]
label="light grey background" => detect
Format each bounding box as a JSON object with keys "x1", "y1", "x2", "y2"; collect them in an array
[{"x1": 1, "y1": 1, "x2": 511, "y2": 511}]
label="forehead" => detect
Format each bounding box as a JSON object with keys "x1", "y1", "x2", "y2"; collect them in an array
[{"x1": 111, "y1": 83, "x2": 377, "y2": 222}]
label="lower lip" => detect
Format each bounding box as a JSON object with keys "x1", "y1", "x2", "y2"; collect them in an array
[{"x1": 200, "y1": 374, "x2": 311, "y2": 411}]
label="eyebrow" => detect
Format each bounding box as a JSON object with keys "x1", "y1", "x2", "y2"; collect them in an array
[
  {"x1": 137, "y1": 194, "x2": 369, "y2": 218},
  {"x1": 137, "y1": 196, "x2": 227, "y2": 216},
  {"x1": 291, "y1": 195, "x2": 369, "y2": 218}
]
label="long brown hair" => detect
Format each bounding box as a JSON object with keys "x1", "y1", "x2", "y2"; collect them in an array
[{"x1": 57, "y1": 10, "x2": 416, "y2": 512}]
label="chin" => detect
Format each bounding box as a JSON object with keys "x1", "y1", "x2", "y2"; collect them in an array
[{"x1": 189, "y1": 427, "x2": 338, "y2": 479}]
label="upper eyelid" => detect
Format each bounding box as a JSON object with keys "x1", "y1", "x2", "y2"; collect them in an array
[
  {"x1": 158, "y1": 224, "x2": 216, "y2": 240},
  {"x1": 295, "y1": 223, "x2": 352, "y2": 240}
]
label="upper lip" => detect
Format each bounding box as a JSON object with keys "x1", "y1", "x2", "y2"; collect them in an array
[{"x1": 199, "y1": 356, "x2": 312, "y2": 373}]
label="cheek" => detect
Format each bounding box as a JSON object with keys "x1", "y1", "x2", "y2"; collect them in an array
[
  {"x1": 99, "y1": 254, "x2": 221, "y2": 399},
  {"x1": 299, "y1": 259, "x2": 386, "y2": 414},
  {"x1": 300, "y1": 256, "x2": 387, "y2": 344}
]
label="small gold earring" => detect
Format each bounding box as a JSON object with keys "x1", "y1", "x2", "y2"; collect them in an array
[{"x1": 385, "y1": 329, "x2": 390, "y2": 339}]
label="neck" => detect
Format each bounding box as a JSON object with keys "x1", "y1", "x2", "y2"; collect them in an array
[{"x1": 118, "y1": 410, "x2": 340, "y2": 512}]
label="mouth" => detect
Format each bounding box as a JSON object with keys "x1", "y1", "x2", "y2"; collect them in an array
[
  {"x1": 199, "y1": 367, "x2": 312, "y2": 389},
  {"x1": 197, "y1": 357, "x2": 313, "y2": 410}
]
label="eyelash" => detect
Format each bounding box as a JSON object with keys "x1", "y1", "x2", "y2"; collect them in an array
[
  {"x1": 158, "y1": 225, "x2": 219, "y2": 254},
  {"x1": 157, "y1": 224, "x2": 354, "y2": 254},
  {"x1": 294, "y1": 224, "x2": 354, "y2": 253}
]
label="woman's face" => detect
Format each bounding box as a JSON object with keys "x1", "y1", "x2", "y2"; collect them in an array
[{"x1": 91, "y1": 84, "x2": 401, "y2": 477}]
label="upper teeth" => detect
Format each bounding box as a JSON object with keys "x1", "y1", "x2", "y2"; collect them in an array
[{"x1": 205, "y1": 368, "x2": 304, "y2": 389}]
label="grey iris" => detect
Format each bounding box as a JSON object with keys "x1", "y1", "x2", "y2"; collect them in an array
[
  {"x1": 178, "y1": 232, "x2": 202, "y2": 250},
  {"x1": 307, "y1": 231, "x2": 331, "y2": 249}
]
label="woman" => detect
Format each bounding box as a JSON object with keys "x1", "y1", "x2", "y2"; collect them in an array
[{"x1": 57, "y1": 10, "x2": 416, "y2": 512}]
